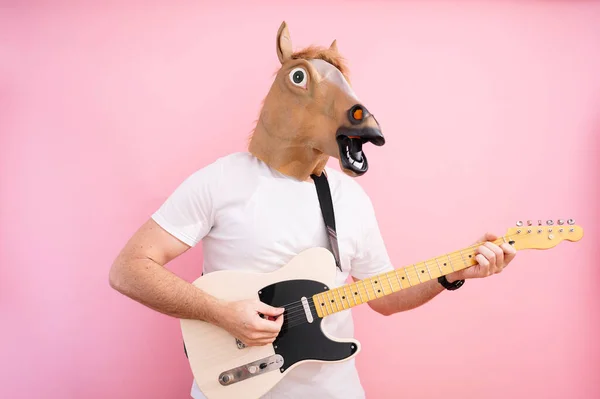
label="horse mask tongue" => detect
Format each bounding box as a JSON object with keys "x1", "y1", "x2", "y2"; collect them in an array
[{"x1": 248, "y1": 21, "x2": 385, "y2": 182}]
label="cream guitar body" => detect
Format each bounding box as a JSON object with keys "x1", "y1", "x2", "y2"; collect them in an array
[
  {"x1": 180, "y1": 247, "x2": 359, "y2": 399},
  {"x1": 180, "y1": 220, "x2": 583, "y2": 399}
]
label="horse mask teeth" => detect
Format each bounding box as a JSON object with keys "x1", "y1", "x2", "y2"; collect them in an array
[
  {"x1": 247, "y1": 21, "x2": 385, "y2": 180},
  {"x1": 349, "y1": 139, "x2": 363, "y2": 162}
]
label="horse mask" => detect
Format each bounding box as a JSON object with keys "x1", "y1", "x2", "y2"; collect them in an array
[{"x1": 248, "y1": 21, "x2": 385, "y2": 181}]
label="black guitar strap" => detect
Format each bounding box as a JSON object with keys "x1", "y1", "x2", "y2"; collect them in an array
[{"x1": 310, "y1": 172, "x2": 342, "y2": 272}]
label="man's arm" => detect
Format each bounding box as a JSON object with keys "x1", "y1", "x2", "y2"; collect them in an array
[
  {"x1": 363, "y1": 232, "x2": 517, "y2": 316},
  {"x1": 109, "y1": 218, "x2": 223, "y2": 322},
  {"x1": 109, "y1": 218, "x2": 284, "y2": 346},
  {"x1": 359, "y1": 277, "x2": 445, "y2": 316}
]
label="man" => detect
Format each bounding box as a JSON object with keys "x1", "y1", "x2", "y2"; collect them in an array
[{"x1": 109, "y1": 22, "x2": 516, "y2": 398}]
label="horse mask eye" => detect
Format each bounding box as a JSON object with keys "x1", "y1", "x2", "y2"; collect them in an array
[{"x1": 289, "y1": 67, "x2": 307, "y2": 88}]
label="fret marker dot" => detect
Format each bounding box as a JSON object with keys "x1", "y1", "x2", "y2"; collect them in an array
[
  {"x1": 443, "y1": 263, "x2": 447, "y2": 266},
  {"x1": 377, "y1": 290, "x2": 381, "y2": 293},
  {"x1": 469, "y1": 255, "x2": 472, "y2": 258},
  {"x1": 331, "y1": 300, "x2": 334, "y2": 303},
  {"x1": 342, "y1": 296, "x2": 345, "y2": 299},
  {"x1": 421, "y1": 270, "x2": 424, "y2": 273},
  {"x1": 321, "y1": 303, "x2": 325, "y2": 306},
  {"x1": 401, "y1": 277, "x2": 405, "y2": 280}
]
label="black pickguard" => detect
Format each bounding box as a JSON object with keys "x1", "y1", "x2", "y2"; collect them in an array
[{"x1": 258, "y1": 279, "x2": 357, "y2": 372}]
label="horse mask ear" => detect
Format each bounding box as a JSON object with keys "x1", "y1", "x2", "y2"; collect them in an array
[
  {"x1": 329, "y1": 39, "x2": 339, "y2": 53},
  {"x1": 276, "y1": 21, "x2": 293, "y2": 64}
]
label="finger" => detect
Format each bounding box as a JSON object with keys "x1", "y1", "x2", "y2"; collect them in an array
[
  {"x1": 475, "y1": 254, "x2": 490, "y2": 273},
  {"x1": 274, "y1": 313, "x2": 284, "y2": 329},
  {"x1": 254, "y1": 317, "x2": 284, "y2": 334},
  {"x1": 500, "y1": 243, "x2": 517, "y2": 265},
  {"x1": 484, "y1": 242, "x2": 504, "y2": 271},
  {"x1": 256, "y1": 301, "x2": 285, "y2": 317},
  {"x1": 475, "y1": 232, "x2": 498, "y2": 244},
  {"x1": 477, "y1": 245, "x2": 496, "y2": 269}
]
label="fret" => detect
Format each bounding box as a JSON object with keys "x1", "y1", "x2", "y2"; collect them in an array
[
  {"x1": 347, "y1": 285, "x2": 357, "y2": 306},
  {"x1": 403, "y1": 267, "x2": 414, "y2": 286},
  {"x1": 362, "y1": 280, "x2": 371, "y2": 301},
  {"x1": 341, "y1": 287, "x2": 351, "y2": 309},
  {"x1": 326, "y1": 290, "x2": 338, "y2": 312},
  {"x1": 339, "y1": 286, "x2": 349, "y2": 308},
  {"x1": 415, "y1": 263, "x2": 430, "y2": 281},
  {"x1": 393, "y1": 269, "x2": 403, "y2": 290},
  {"x1": 434, "y1": 257, "x2": 444, "y2": 275},
  {"x1": 458, "y1": 250, "x2": 468, "y2": 267},
  {"x1": 374, "y1": 277, "x2": 384, "y2": 296},
  {"x1": 366, "y1": 278, "x2": 377, "y2": 299},
  {"x1": 356, "y1": 282, "x2": 366, "y2": 303},
  {"x1": 322, "y1": 293, "x2": 331, "y2": 316},
  {"x1": 466, "y1": 249, "x2": 476, "y2": 265},
  {"x1": 413, "y1": 264, "x2": 422, "y2": 283},
  {"x1": 385, "y1": 272, "x2": 394, "y2": 293},
  {"x1": 333, "y1": 288, "x2": 346, "y2": 310},
  {"x1": 348, "y1": 284, "x2": 360, "y2": 306},
  {"x1": 424, "y1": 261, "x2": 433, "y2": 279},
  {"x1": 313, "y1": 294, "x2": 321, "y2": 317},
  {"x1": 446, "y1": 255, "x2": 456, "y2": 272}
]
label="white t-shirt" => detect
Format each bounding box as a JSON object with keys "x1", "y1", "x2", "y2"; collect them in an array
[{"x1": 151, "y1": 152, "x2": 393, "y2": 399}]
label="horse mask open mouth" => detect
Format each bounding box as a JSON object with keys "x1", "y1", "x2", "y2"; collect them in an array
[
  {"x1": 247, "y1": 21, "x2": 386, "y2": 180},
  {"x1": 336, "y1": 105, "x2": 385, "y2": 176}
]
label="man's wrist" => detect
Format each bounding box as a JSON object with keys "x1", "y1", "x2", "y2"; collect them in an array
[{"x1": 444, "y1": 272, "x2": 459, "y2": 283}]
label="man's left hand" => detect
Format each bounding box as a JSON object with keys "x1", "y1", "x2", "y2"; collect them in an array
[{"x1": 446, "y1": 232, "x2": 517, "y2": 282}]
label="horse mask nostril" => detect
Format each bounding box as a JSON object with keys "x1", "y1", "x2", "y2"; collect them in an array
[{"x1": 348, "y1": 105, "x2": 367, "y2": 125}]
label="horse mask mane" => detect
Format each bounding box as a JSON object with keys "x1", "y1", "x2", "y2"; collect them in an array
[{"x1": 248, "y1": 21, "x2": 385, "y2": 181}]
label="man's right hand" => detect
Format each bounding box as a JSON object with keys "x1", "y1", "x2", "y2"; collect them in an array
[{"x1": 216, "y1": 299, "x2": 285, "y2": 347}]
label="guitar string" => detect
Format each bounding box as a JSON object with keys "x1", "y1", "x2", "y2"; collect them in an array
[
  {"x1": 284, "y1": 230, "x2": 569, "y2": 327},
  {"x1": 269, "y1": 232, "x2": 531, "y2": 317},
  {"x1": 193, "y1": 230, "x2": 565, "y2": 360},
  {"x1": 271, "y1": 236, "x2": 519, "y2": 322},
  {"x1": 280, "y1": 225, "x2": 573, "y2": 318},
  {"x1": 262, "y1": 227, "x2": 571, "y2": 326}
]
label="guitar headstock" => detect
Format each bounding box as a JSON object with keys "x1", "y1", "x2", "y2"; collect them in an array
[{"x1": 506, "y1": 219, "x2": 583, "y2": 250}]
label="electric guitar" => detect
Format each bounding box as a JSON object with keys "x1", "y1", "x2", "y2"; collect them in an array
[{"x1": 180, "y1": 219, "x2": 583, "y2": 399}]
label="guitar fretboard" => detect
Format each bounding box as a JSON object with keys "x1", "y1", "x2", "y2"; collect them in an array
[{"x1": 312, "y1": 236, "x2": 514, "y2": 318}]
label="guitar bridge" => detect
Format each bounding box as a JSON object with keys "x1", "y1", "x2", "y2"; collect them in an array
[{"x1": 218, "y1": 354, "x2": 284, "y2": 386}]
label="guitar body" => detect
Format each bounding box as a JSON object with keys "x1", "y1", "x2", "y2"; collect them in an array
[{"x1": 180, "y1": 247, "x2": 360, "y2": 399}]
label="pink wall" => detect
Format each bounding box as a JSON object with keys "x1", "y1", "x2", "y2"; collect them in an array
[{"x1": 1, "y1": 1, "x2": 599, "y2": 398}]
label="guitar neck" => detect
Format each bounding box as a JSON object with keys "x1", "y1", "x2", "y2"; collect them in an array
[
  {"x1": 312, "y1": 220, "x2": 583, "y2": 318},
  {"x1": 313, "y1": 235, "x2": 519, "y2": 318}
]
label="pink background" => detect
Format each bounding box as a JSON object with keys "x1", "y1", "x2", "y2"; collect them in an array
[{"x1": 1, "y1": 1, "x2": 599, "y2": 398}]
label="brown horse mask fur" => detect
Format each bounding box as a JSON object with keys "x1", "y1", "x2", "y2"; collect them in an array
[{"x1": 248, "y1": 21, "x2": 385, "y2": 181}]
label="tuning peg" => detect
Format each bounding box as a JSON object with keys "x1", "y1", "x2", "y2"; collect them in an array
[
  {"x1": 516, "y1": 221, "x2": 523, "y2": 227},
  {"x1": 558, "y1": 219, "x2": 565, "y2": 225},
  {"x1": 527, "y1": 220, "x2": 533, "y2": 226},
  {"x1": 538, "y1": 220, "x2": 542, "y2": 226},
  {"x1": 567, "y1": 219, "x2": 575, "y2": 225},
  {"x1": 546, "y1": 220, "x2": 554, "y2": 226}
]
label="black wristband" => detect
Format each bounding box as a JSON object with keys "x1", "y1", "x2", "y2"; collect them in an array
[{"x1": 438, "y1": 275, "x2": 465, "y2": 291}]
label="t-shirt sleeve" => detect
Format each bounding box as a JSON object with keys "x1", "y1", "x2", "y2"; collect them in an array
[
  {"x1": 350, "y1": 193, "x2": 394, "y2": 280},
  {"x1": 151, "y1": 157, "x2": 224, "y2": 247}
]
